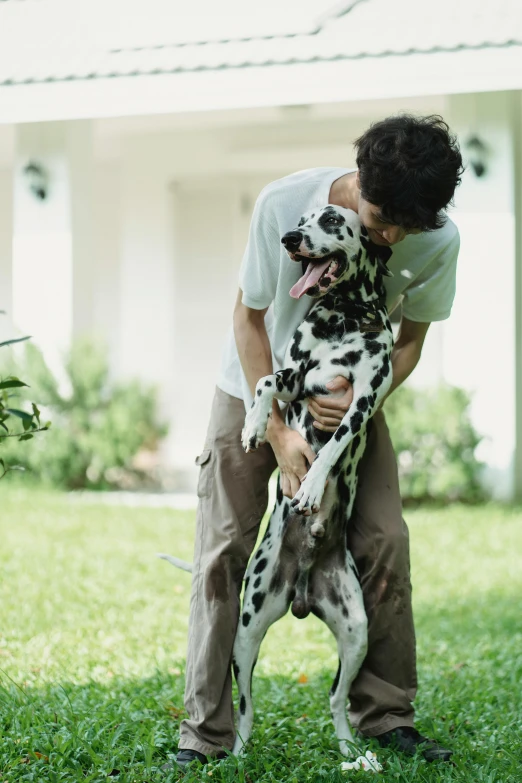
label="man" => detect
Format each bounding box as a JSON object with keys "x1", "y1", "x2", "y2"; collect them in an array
[{"x1": 176, "y1": 114, "x2": 463, "y2": 769}]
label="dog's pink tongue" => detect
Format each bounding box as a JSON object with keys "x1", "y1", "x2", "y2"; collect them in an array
[{"x1": 289, "y1": 259, "x2": 331, "y2": 299}]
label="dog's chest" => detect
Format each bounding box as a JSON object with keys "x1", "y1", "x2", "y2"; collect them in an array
[{"x1": 285, "y1": 305, "x2": 391, "y2": 393}]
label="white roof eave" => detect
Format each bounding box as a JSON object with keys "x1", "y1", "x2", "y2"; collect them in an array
[{"x1": 1, "y1": 46, "x2": 521, "y2": 125}]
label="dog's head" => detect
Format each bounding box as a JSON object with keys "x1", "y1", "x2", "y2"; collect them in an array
[{"x1": 282, "y1": 206, "x2": 392, "y2": 300}]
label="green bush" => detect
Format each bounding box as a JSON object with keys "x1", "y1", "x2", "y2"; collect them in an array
[
  {"x1": 1, "y1": 338, "x2": 168, "y2": 490},
  {"x1": 384, "y1": 383, "x2": 484, "y2": 504},
  {"x1": 0, "y1": 315, "x2": 50, "y2": 479}
]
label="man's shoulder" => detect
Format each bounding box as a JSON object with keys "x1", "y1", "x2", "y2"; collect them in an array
[
  {"x1": 257, "y1": 167, "x2": 347, "y2": 208},
  {"x1": 403, "y1": 215, "x2": 460, "y2": 258}
]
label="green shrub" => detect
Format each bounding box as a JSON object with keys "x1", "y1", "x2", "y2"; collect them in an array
[
  {"x1": 0, "y1": 315, "x2": 50, "y2": 479},
  {"x1": 384, "y1": 383, "x2": 484, "y2": 503},
  {"x1": 1, "y1": 338, "x2": 167, "y2": 489}
]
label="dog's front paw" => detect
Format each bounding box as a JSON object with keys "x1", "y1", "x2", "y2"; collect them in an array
[
  {"x1": 241, "y1": 407, "x2": 269, "y2": 452},
  {"x1": 291, "y1": 467, "x2": 327, "y2": 515}
]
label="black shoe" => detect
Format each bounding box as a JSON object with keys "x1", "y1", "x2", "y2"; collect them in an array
[
  {"x1": 175, "y1": 749, "x2": 209, "y2": 769},
  {"x1": 162, "y1": 748, "x2": 227, "y2": 773},
  {"x1": 374, "y1": 726, "x2": 452, "y2": 762}
]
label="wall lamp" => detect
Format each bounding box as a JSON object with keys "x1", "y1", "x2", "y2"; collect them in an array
[
  {"x1": 23, "y1": 160, "x2": 49, "y2": 200},
  {"x1": 464, "y1": 135, "x2": 489, "y2": 178}
]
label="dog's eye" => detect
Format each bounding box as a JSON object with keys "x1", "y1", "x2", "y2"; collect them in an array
[{"x1": 326, "y1": 217, "x2": 338, "y2": 224}]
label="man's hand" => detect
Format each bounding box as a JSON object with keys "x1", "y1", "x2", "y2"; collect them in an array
[
  {"x1": 267, "y1": 419, "x2": 316, "y2": 498},
  {"x1": 308, "y1": 376, "x2": 353, "y2": 432}
]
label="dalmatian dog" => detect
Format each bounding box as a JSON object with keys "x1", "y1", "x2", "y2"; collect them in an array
[{"x1": 232, "y1": 205, "x2": 394, "y2": 760}]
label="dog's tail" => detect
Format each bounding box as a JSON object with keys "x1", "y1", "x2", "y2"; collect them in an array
[{"x1": 156, "y1": 553, "x2": 193, "y2": 573}]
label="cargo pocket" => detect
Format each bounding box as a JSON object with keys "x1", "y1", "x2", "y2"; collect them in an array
[{"x1": 195, "y1": 449, "x2": 212, "y2": 498}]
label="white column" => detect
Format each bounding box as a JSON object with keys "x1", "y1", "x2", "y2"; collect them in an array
[
  {"x1": 447, "y1": 91, "x2": 517, "y2": 499},
  {"x1": 12, "y1": 121, "x2": 94, "y2": 372},
  {"x1": 513, "y1": 90, "x2": 522, "y2": 501},
  {"x1": 118, "y1": 141, "x2": 177, "y2": 471},
  {"x1": 68, "y1": 122, "x2": 95, "y2": 336},
  {"x1": 0, "y1": 164, "x2": 14, "y2": 343}
]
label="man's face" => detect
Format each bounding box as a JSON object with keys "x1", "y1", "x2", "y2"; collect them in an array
[
  {"x1": 357, "y1": 196, "x2": 423, "y2": 247},
  {"x1": 354, "y1": 172, "x2": 422, "y2": 246}
]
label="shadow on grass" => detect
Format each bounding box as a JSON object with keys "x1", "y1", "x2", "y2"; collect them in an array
[{"x1": 0, "y1": 591, "x2": 520, "y2": 783}]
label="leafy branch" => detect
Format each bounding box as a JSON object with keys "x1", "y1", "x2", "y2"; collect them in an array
[{"x1": 0, "y1": 326, "x2": 51, "y2": 479}]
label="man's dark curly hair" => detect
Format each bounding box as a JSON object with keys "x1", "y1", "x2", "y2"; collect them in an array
[{"x1": 354, "y1": 114, "x2": 463, "y2": 231}]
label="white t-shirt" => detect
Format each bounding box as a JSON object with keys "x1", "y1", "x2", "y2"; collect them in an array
[{"x1": 217, "y1": 167, "x2": 460, "y2": 407}]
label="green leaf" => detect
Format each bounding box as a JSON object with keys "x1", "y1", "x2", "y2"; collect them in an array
[
  {"x1": 6, "y1": 408, "x2": 33, "y2": 422},
  {"x1": 0, "y1": 379, "x2": 29, "y2": 390},
  {"x1": 0, "y1": 336, "x2": 31, "y2": 349},
  {"x1": 18, "y1": 433, "x2": 34, "y2": 441}
]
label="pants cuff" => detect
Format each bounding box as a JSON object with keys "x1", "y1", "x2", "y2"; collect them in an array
[{"x1": 358, "y1": 715, "x2": 415, "y2": 738}]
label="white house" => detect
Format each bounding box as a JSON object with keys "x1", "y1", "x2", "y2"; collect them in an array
[{"x1": 0, "y1": 0, "x2": 521, "y2": 498}]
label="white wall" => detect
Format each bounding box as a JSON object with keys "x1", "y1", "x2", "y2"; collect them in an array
[
  {"x1": 92, "y1": 163, "x2": 121, "y2": 370},
  {"x1": 445, "y1": 92, "x2": 518, "y2": 499}
]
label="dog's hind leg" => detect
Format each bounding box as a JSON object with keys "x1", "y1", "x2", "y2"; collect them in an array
[
  {"x1": 232, "y1": 589, "x2": 289, "y2": 755},
  {"x1": 318, "y1": 561, "x2": 368, "y2": 757},
  {"x1": 232, "y1": 531, "x2": 292, "y2": 755}
]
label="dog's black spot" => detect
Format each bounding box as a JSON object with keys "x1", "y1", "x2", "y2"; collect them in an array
[
  {"x1": 269, "y1": 565, "x2": 285, "y2": 594},
  {"x1": 242, "y1": 612, "x2": 251, "y2": 627},
  {"x1": 254, "y1": 558, "x2": 268, "y2": 575},
  {"x1": 255, "y1": 549, "x2": 263, "y2": 560},
  {"x1": 276, "y1": 481, "x2": 283, "y2": 504},
  {"x1": 357, "y1": 396, "x2": 369, "y2": 412},
  {"x1": 244, "y1": 576, "x2": 250, "y2": 590},
  {"x1": 253, "y1": 576, "x2": 261, "y2": 589},
  {"x1": 335, "y1": 424, "x2": 349, "y2": 442},
  {"x1": 252, "y1": 591, "x2": 266, "y2": 613},
  {"x1": 312, "y1": 604, "x2": 325, "y2": 621},
  {"x1": 338, "y1": 478, "x2": 351, "y2": 508},
  {"x1": 330, "y1": 660, "x2": 342, "y2": 696},
  {"x1": 346, "y1": 225, "x2": 354, "y2": 238},
  {"x1": 327, "y1": 585, "x2": 340, "y2": 606},
  {"x1": 318, "y1": 208, "x2": 345, "y2": 235},
  {"x1": 264, "y1": 380, "x2": 272, "y2": 387},
  {"x1": 350, "y1": 434, "x2": 361, "y2": 458},
  {"x1": 331, "y1": 458, "x2": 343, "y2": 478},
  {"x1": 240, "y1": 695, "x2": 246, "y2": 715},
  {"x1": 351, "y1": 411, "x2": 363, "y2": 434},
  {"x1": 332, "y1": 350, "x2": 362, "y2": 367},
  {"x1": 256, "y1": 389, "x2": 262, "y2": 396},
  {"x1": 232, "y1": 659, "x2": 240, "y2": 680}
]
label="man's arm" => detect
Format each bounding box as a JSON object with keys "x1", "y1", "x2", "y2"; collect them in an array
[
  {"x1": 233, "y1": 289, "x2": 316, "y2": 498},
  {"x1": 384, "y1": 316, "x2": 430, "y2": 400},
  {"x1": 308, "y1": 316, "x2": 430, "y2": 430}
]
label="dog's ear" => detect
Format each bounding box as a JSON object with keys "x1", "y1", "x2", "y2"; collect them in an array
[{"x1": 360, "y1": 235, "x2": 393, "y2": 276}]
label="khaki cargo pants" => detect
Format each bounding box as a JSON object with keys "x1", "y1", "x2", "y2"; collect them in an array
[{"x1": 179, "y1": 387, "x2": 417, "y2": 756}]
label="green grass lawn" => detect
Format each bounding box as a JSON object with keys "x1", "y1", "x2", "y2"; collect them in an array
[{"x1": 0, "y1": 487, "x2": 520, "y2": 782}]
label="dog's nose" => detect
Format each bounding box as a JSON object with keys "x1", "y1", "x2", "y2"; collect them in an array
[{"x1": 281, "y1": 231, "x2": 303, "y2": 252}]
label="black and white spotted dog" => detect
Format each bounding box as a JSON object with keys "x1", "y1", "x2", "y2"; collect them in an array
[{"x1": 232, "y1": 205, "x2": 394, "y2": 758}]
